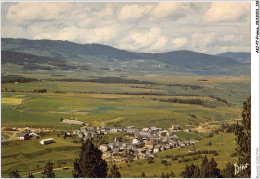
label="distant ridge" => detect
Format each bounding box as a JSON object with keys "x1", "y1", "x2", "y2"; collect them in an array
[
  {"x1": 216, "y1": 52, "x2": 250, "y2": 64},
  {"x1": 2, "y1": 38, "x2": 240, "y2": 68}
]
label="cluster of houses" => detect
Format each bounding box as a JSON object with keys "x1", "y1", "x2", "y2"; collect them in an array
[
  {"x1": 18, "y1": 127, "x2": 41, "y2": 140},
  {"x1": 73, "y1": 125, "x2": 199, "y2": 162}
]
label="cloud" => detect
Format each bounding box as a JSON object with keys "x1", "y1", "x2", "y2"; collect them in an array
[
  {"x1": 172, "y1": 37, "x2": 188, "y2": 48},
  {"x1": 1, "y1": 2, "x2": 250, "y2": 53},
  {"x1": 118, "y1": 4, "x2": 152, "y2": 22},
  {"x1": 149, "y1": 2, "x2": 198, "y2": 21},
  {"x1": 6, "y1": 3, "x2": 74, "y2": 24},
  {"x1": 202, "y1": 2, "x2": 250, "y2": 23}
]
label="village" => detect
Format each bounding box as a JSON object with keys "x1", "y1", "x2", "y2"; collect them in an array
[
  {"x1": 5, "y1": 122, "x2": 199, "y2": 164},
  {"x1": 72, "y1": 123, "x2": 199, "y2": 163}
]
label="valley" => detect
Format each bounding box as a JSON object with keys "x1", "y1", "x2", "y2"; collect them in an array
[{"x1": 1, "y1": 38, "x2": 250, "y2": 178}]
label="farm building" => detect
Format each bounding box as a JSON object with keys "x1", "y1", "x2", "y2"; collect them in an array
[
  {"x1": 188, "y1": 146, "x2": 196, "y2": 152},
  {"x1": 40, "y1": 138, "x2": 54, "y2": 145},
  {"x1": 29, "y1": 133, "x2": 40, "y2": 139},
  {"x1": 18, "y1": 133, "x2": 29, "y2": 140}
]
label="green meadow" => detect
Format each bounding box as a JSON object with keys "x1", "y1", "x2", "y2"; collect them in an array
[
  {"x1": 118, "y1": 132, "x2": 237, "y2": 178},
  {"x1": 1, "y1": 131, "x2": 237, "y2": 177},
  {"x1": 1, "y1": 74, "x2": 250, "y2": 177}
]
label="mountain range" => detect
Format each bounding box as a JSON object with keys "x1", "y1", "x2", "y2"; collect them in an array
[{"x1": 1, "y1": 38, "x2": 250, "y2": 75}]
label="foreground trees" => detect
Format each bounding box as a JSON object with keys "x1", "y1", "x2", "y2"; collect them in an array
[
  {"x1": 235, "y1": 96, "x2": 251, "y2": 177},
  {"x1": 181, "y1": 155, "x2": 221, "y2": 178},
  {"x1": 107, "y1": 164, "x2": 121, "y2": 178},
  {"x1": 73, "y1": 140, "x2": 108, "y2": 178},
  {"x1": 42, "y1": 162, "x2": 55, "y2": 178},
  {"x1": 9, "y1": 169, "x2": 20, "y2": 178}
]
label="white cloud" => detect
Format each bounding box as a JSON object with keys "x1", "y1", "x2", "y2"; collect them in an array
[
  {"x1": 150, "y1": 36, "x2": 168, "y2": 51},
  {"x1": 118, "y1": 4, "x2": 152, "y2": 22},
  {"x1": 149, "y1": 2, "x2": 198, "y2": 21},
  {"x1": 172, "y1": 37, "x2": 188, "y2": 48},
  {"x1": 1, "y1": 2, "x2": 250, "y2": 53},
  {"x1": 202, "y1": 2, "x2": 250, "y2": 23}
]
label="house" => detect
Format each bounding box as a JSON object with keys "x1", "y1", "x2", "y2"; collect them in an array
[
  {"x1": 132, "y1": 138, "x2": 139, "y2": 144},
  {"x1": 100, "y1": 144, "x2": 110, "y2": 152},
  {"x1": 145, "y1": 141, "x2": 155, "y2": 150},
  {"x1": 171, "y1": 125, "x2": 180, "y2": 132},
  {"x1": 29, "y1": 133, "x2": 40, "y2": 140},
  {"x1": 64, "y1": 132, "x2": 72, "y2": 137},
  {"x1": 121, "y1": 159, "x2": 128, "y2": 163},
  {"x1": 73, "y1": 130, "x2": 80, "y2": 135},
  {"x1": 18, "y1": 133, "x2": 29, "y2": 140},
  {"x1": 188, "y1": 146, "x2": 196, "y2": 152},
  {"x1": 138, "y1": 153, "x2": 147, "y2": 159},
  {"x1": 158, "y1": 130, "x2": 167, "y2": 137},
  {"x1": 153, "y1": 145, "x2": 161, "y2": 153},
  {"x1": 185, "y1": 129, "x2": 192, "y2": 132},
  {"x1": 139, "y1": 132, "x2": 151, "y2": 138},
  {"x1": 184, "y1": 141, "x2": 190, "y2": 146},
  {"x1": 23, "y1": 127, "x2": 31, "y2": 133},
  {"x1": 78, "y1": 133, "x2": 84, "y2": 138},
  {"x1": 101, "y1": 127, "x2": 111, "y2": 133},
  {"x1": 91, "y1": 133, "x2": 97, "y2": 138},
  {"x1": 40, "y1": 138, "x2": 54, "y2": 145},
  {"x1": 126, "y1": 126, "x2": 135, "y2": 129}
]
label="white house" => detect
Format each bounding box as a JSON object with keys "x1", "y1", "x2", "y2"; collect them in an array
[
  {"x1": 40, "y1": 138, "x2": 54, "y2": 145},
  {"x1": 153, "y1": 145, "x2": 161, "y2": 153},
  {"x1": 100, "y1": 144, "x2": 110, "y2": 152},
  {"x1": 18, "y1": 133, "x2": 29, "y2": 140}
]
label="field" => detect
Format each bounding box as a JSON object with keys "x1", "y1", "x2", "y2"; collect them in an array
[
  {"x1": 1, "y1": 74, "x2": 250, "y2": 177},
  {"x1": 1, "y1": 131, "x2": 237, "y2": 177},
  {"x1": 117, "y1": 132, "x2": 237, "y2": 177}
]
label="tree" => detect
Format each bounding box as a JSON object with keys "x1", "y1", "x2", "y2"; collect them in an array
[
  {"x1": 42, "y1": 162, "x2": 55, "y2": 178},
  {"x1": 28, "y1": 173, "x2": 35, "y2": 178},
  {"x1": 200, "y1": 155, "x2": 209, "y2": 177},
  {"x1": 221, "y1": 162, "x2": 235, "y2": 178},
  {"x1": 107, "y1": 164, "x2": 121, "y2": 178},
  {"x1": 9, "y1": 169, "x2": 20, "y2": 178},
  {"x1": 235, "y1": 96, "x2": 251, "y2": 177},
  {"x1": 72, "y1": 139, "x2": 108, "y2": 178},
  {"x1": 208, "y1": 157, "x2": 221, "y2": 177},
  {"x1": 141, "y1": 172, "x2": 145, "y2": 177},
  {"x1": 181, "y1": 156, "x2": 220, "y2": 178}
]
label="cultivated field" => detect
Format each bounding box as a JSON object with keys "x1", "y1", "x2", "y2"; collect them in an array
[{"x1": 1, "y1": 74, "x2": 250, "y2": 177}]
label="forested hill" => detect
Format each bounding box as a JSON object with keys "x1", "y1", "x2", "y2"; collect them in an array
[{"x1": 2, "y1": 38, "x2": 240, "y2": 68}]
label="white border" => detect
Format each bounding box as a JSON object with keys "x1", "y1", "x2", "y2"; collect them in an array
[
  {"x1": 0, "y1": 1, "x2": 259, "y2": 178},
  {"x1": 251, "y1": 1, "x2": 260, "y2": 178}
]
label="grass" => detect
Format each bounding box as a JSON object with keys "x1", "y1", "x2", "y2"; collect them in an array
[
  {"x1": 1, "y1": 74, "x2": 250, "y2": 177},
  {"x1": 117, "y1": 132, "x2": 237, "y2": 178}
]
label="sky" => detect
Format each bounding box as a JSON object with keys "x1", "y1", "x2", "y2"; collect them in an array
[{"x1": 1, "y1": 2, "x2": 251, "y2": 54}]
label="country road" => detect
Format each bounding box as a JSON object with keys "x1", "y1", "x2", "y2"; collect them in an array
[
  {"x1": 21, "y1": 167, "x2": 73, "y2": 177},
  {"x1": 1, "y1": 131, "x2": 19, "y2": 142}
]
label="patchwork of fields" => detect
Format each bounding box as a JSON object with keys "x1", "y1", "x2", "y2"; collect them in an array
[{"x1": 1, "y1": 74, "x2": 250, "y2": 177}]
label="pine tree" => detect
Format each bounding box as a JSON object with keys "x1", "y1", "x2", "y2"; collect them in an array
[
  {"x1": 9, "y1": 169, "x2": 20, "y2": 178},
  {"x1": 221, "y1": 162, "x2": 235, "y2": 178},
  {"x1": 141, "y1": 172, "x2": 145, "y2": 177},
  {"x1": 208, "y1": 157, "x2": 221, "y2": 177},
  {"x1": 107, "y1": 164, "x2": 121, "y2": 178},
  {"x1": 193, "y1": 164, "x2": 200, "y2": 178},
  {"x1": 72, "y1": 139, "x2": 108, "y2": 178},
  {"x1": 200, "y1": 155, "x2": 209, "y2": 177},
  {"x1": 42, "y1": 162, "x2": 55, "y2": 178},
  {"x1": 235, "y1": 96, "x2": 251, "y2": 177}
]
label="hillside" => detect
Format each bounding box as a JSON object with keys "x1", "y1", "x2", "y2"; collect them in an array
[
  {"x1": 2, "y1": 38, "x2": 240, "y2": 69},
  {"x1": 216, "y1": 52, "x2": 251, "y2": 64},
  {"x1": 1, "y1": 51, "x2": 76, "y2": 70}
]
